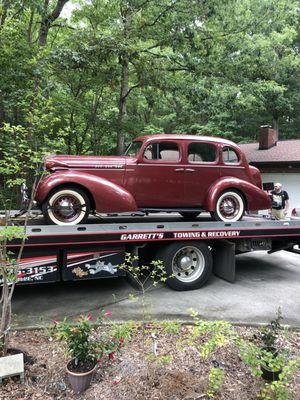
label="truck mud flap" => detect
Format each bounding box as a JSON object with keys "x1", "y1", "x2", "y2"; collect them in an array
[{"x1": 212, "y1": 240, "x2": 235, "y2": 283}]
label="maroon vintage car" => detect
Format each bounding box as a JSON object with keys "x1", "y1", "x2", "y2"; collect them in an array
[{"x1": 34, "y1": 134, "x2": 271, "y2": 225}]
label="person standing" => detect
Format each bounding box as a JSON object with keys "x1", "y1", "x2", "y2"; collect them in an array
[{"x1": 269, "y1": 183, "x2": 289, "y2": 220}]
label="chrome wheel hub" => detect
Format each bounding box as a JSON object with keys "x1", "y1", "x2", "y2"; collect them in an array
[
  {"x1": 179, "y1": 255, "x2": 193, "y2": 271},
  {"x1": 58, "y1": 199, "x2": 76, "y2": 217},
  {"x1": 220, "y1": 196, "x2": 239, "y2": 218},
  {"x1": 172, "y1": 246, "x2": 205, "y2": 283}
]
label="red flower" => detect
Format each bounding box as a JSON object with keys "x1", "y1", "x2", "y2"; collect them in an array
[
  {"x1": 97, "y1": 358, "x2": 103, "y2": 364},
  {"x1": 113, "y1": 376, "x2": 121, "y2": 385},
  {"x1": 87, "y1": 314, "x2": 93, "y2": 321},
  {"x1": 108, "y1": 352, "x2": 115, "y2": 360},
  {"x1": 119, "y1": 338, "x2": 125, "y2": 345},
  {"x1": 104, "y1": 310, "x2": 112, "y2": 317}
]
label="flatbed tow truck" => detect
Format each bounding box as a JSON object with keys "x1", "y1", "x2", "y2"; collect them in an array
[{"x1": 2, "y1": 213, "x2": 300, "y2": 291}]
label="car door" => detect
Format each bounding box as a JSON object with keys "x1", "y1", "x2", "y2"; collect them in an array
[
  {"x1": 183, "y1": 141, "x2": 220, "y2": 206},
  {"x1": 124, "y1": 140, "x2": 185, "y2": 207}
]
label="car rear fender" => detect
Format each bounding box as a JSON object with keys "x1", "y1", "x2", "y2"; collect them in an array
[
  {"x1": 204, "y1": 177, "x2": 271, "y2": 211},
  {"x1": 35, "y1": 171, "x2": 138, "y2": 213}
]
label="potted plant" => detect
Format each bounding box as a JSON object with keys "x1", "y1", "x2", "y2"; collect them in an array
[
  {"x1": 258, "y1": 347, "x2": 287, "y2": 381},
  {"x1": 54, "y1": 311, "x2": 123, "y2": 393},
  {"x1": 254, "y1": 309, "x2": 285, "y2": 381}
]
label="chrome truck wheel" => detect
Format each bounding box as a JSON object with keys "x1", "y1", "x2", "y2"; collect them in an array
[{"x1": 157, "y1": 241, "x2": 212, "y2": 290}]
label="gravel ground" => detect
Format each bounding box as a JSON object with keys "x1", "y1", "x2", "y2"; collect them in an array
[{"x1": 1, "y1": 324, "x2": 300, "y2": 400}]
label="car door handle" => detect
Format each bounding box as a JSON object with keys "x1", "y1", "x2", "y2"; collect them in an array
[
  {"x1": 174, "y1": 168, "x2": 185, "y2": 172},
  {"x1": 185, "y1": 168, "x2": 195, "y2": 172}
]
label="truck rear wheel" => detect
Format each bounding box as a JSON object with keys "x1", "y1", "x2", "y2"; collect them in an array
[{"x1": 157, "y1": 241, "x2": 212, "y2": 290}]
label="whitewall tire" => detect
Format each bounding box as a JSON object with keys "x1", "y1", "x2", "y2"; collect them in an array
[
  {"x1": 212, "y1": 190, "x2": 245, "y2": 222},
  {"x1": 42, "y1": 187, "x2": 90, "y2": 225}
]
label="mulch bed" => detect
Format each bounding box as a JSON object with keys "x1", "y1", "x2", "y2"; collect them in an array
[{"x1": 1, "y1": 325, "x2": 300, "y2": 400}]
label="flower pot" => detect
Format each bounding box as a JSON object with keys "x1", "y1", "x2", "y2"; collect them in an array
[
  {"x1": 260, "y1": 346, "x2": 283, "y2": 381},
  {"x1": 66, "y1": 360, "x2": 97, "y2": 393},
  {"x1": 260, "y1": 364, "x2": 282, "y2": 381}
]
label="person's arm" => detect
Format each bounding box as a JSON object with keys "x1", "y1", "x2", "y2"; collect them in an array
[{"x1": 284, "y1": 199, "x2": 289, "y2": 215}]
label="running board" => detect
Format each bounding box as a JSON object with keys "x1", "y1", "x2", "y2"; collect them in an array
[{"x1": 140, "y1": 208, "x2": 205, "y2": 213}]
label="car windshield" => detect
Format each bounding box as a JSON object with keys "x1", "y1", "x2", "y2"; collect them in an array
[{"x1": 124, "y1": 141, "x2": 142, "y2": 157}]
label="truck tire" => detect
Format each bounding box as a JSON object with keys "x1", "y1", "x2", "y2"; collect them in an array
[
  {"x1": 42, "y1": 186, "x2": 90, "y2": 225},
  {"x1": 157, "y1": 241, "x2": 212, "y2": 291}
]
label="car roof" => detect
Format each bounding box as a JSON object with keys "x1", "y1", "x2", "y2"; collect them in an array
[{"x1": 134, "y1": 134, "x2": 239, "y2": 147}]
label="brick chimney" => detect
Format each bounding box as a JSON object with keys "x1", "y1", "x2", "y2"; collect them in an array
[{"x1": 259, "y1": 125, "x2": 278, "y2": 150}]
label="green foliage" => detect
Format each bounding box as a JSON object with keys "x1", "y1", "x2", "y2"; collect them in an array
[
  {"x1": 260, "y1": 357, "x2": 300, "y2": 400},
  {"x1": 207, "y1": 366, "x2": 225, "y2": 398},
  {"x1": 53, "y1": 312, "x2": 124, "y2": 366},
  {"x1": 188, "y1": 309, "x2": 235, "y2": 360},
  {"x1": 160, "y1": 320, "x2": 181, "y2": 335},
  {"x1": 119, "y1": 253, "x2": 167, "y2": 289},
  {"x1": 0, "y1": 226, "x2": 26, "y2": 243},
  {"x1": 237, "y1": 339, "x2": 263, "y2": 377},
  {"x1": 109, "y1": 321, "x2": 137, "y2": 343},
  {"x1": 0, "y1": 0, "x2": 299, "y2": 159},
  {"x1": 254, "y1": 308, "x2": 283, "y2": 348}
]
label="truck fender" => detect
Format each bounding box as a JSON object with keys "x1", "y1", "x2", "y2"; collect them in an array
[
  {"x1": 35, "y1": 170, "x2": 138, "y2": 213},
  {"x1": 203, "y1": 177, "x2": 271, "y2": 211}
]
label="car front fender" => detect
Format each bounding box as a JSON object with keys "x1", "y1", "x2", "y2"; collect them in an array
[
  {"x1": 203, "y1": 177, "x2": 271, "y2": 211},
  {"x1": 35, "y1": 171, "x2": 138, "y2": 213}
]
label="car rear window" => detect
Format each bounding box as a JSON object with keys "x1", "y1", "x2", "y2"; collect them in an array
[
  {"x1": 188, "y1": 142, "x2": 216, "y2": 163},
  {"x1": 222, "y1": 146, "x2": 239, "y2": 163}
]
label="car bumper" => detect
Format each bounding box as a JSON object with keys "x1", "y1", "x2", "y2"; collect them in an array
[{"x1": 20, "y1": 183, "x2": 37, "y2": 209}]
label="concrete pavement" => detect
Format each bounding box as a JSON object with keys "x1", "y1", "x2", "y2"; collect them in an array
[{"x1": 11, "y1": 250, "x2": 300, "y2": 329}]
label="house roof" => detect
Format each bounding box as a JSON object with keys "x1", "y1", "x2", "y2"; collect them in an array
[{"x1": 239, "y1": 139, "x2": 300, "y2": 164}]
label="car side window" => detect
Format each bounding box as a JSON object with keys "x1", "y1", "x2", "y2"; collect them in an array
[
  {"x1": 222, "y1": 146, "x2": 239, "y2": 163},
  {"x1": 143, "y1": 141, "x2": 180, "y2": 161},
  {"x1": 188, "y1": 142, "x2": 216, "y2": 163}
]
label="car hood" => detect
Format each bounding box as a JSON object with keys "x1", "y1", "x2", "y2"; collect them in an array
[{"x1": 45, "y1": 155, "x2": 126, "y2": 170}]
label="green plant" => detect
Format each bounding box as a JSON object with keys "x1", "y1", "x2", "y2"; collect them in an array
[
  {"x1": 237, "y1": 339, "x2": 262, "y2": 377},
  {"x1": 119, "y1": 253, "x2": 167, "y2": 337},
  {"x1": 237, "y1": 340, "x2": 287, "y2": 377},
  {"x1": 188, "y1": 309, "x2": 235, "y2": 360},
  {"x1": 260, "y1": 357, "x2": 300, "y2": 400},
  {"x1": 54, "y1": 311, "x2": 124, "y2": 368},
  {"x1": 109, "y1": 321, "x2": 136, "y2": 343},
  {"x1": 207, "y1": 366, "x2": 225, "y2": 398},
  {"x1": 254, "y1": 308, "x2": 283, "y2": 349},
  {"x1": 260, "y1": 349, "x2": 286, "y2": 372},
  {"x1": 161, "y1": 320, "x2": 181, "y2": 335}
]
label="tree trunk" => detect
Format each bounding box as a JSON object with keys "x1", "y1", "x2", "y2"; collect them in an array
[
  {"x1": 117, "y1": 56, "x2": 129, "y2": 155},
  {"x1": 38, "y1": 0, "x2": 69, "y2": 46},
  {"x1": 27, "y1": 8, "x2": 35, "y2": 43}
]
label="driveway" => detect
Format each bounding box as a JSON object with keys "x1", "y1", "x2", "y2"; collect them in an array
[{"x1": 11, "y1": 250, "x2": 300, "y2": 328}]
